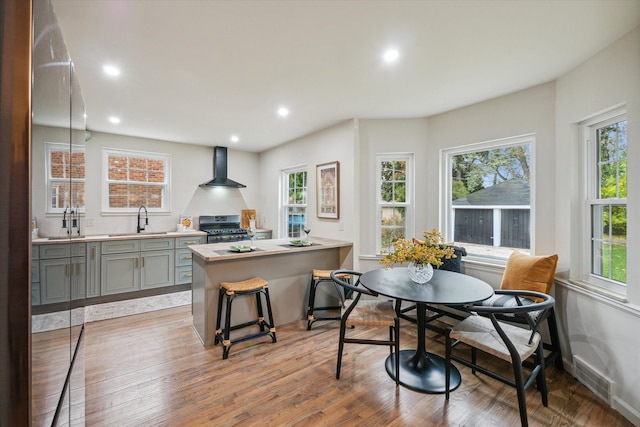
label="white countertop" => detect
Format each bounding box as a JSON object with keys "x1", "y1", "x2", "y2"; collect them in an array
[
  {"x1": 32, "y1": 230, "x2": 206, "y2": 245},
  {"x1": 189, "y1": 236, "x2": 353, "y2": 262}
]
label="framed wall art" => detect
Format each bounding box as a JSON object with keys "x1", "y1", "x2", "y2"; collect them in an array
[{"x1": 316, "y1": 161, "x2": 340, "y2": 219}]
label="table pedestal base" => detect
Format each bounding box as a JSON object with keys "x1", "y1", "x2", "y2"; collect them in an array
[{"x1": 385, "y1": 349, "x2": 461, "y2": 394}]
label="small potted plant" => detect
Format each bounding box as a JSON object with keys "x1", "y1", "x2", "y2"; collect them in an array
[{"x1": 380, "y1": 228, "x2": 456, "y2": 283}]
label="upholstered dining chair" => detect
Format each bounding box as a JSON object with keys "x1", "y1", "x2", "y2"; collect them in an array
[
  {"x1": 479, "y1": 250, "x2": 562, "y2": 370},
  {"x1": 330, "y1": 270, "x2": 400, "y2": 386},
  {"x1": 445, "y1": 290, "x2": 555, "y2": 427}
]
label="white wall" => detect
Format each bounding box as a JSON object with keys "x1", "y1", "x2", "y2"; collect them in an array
[
  {"x1": 554, "y1": 27, "x2": 640, "y2": 422},
  {"x1": 258, "y1": 120, "x2": 357, "y2": 259},
  {"x1": 356, "y1": 118, "x2": 429, "y2": 271},
  {"x1": 31, "y1": 130, "x2": 260, "y2": 236},
  {"x1": 427, "y1": 82, "x2": 557, "y2": 256},
  {"x1": 259, "y1": 27, "x2": 640, "y2": 425}
]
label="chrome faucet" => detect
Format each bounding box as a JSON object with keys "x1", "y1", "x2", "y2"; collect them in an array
[{"x1": 137, "y1": 206, "x2": 148, "y2": 233}]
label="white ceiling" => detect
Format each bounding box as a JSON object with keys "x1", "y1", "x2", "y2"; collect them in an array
[{"x1": 51, "y1": 0, "x2": 639, "y2": 153}]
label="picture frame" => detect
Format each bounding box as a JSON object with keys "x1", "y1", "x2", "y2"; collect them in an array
[
  {"x1": 180, "y1": 215, "x2": 194, "y2": 230},
  {"x1": 316, "y1": 161, "x2": 340, "y2": 219}
]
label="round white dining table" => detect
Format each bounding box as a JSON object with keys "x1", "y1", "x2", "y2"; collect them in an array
[{"x1": 360, "y1": 267, "x2": 494, "y2": 393}]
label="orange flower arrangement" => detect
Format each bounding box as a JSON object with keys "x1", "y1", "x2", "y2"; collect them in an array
[{"x1": 380, "y1": 228, "x2": 456, "y2": 269}]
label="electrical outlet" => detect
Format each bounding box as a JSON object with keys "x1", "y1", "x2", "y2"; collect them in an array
[{"x1": 85, "y1": 217, "x2": 95, "y2": 227}]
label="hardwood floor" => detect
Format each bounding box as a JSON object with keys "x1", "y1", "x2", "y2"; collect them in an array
[{"x1": 83, "y1": 305, "x2": 632, "y2": 426}]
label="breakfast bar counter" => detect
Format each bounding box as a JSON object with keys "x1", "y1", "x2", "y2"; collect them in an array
[{"x1": 189, "y1": 237, "x2": 353, "y2": 346}]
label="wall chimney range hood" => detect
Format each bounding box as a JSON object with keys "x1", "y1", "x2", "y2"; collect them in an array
[{"x1": 200, "y1": 146, "x2": 246, "y2": 188}]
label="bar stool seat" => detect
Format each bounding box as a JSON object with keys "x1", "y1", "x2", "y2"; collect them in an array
[
  {"x1": 306, "y1": 269, "x2": 349, "y2": 330},
  {"x1": 215, "y1": 277, "x2": 277, "y2": 359}
]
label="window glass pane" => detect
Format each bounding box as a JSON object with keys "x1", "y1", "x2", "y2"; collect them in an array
[
  {"x1": 380, "y1": 161, "x2": 406, "y2": 203},
  {"x1": 284, "y1": 170, "x2": 307, "y2": 238},
  {"x1": 450, "y1": 144, "x2": 530, "y2": 252},
  {"x1": 381, "y1": 182, "x2": 393, "y2": 202},
  {"x1": 591, "y1": 204, "x2": 626, "y2": 283},
  {"x1": 106, "y1": 151, "x2": 168, "y2": 210},
  {"x1": 47, "y1": 144, "x2": 85, "y2": 211},
  {"x1": 380, "y1": 207, "x2": 405, "y2": 249},
  {"x1": 597, "y1": 120, "x2": 627, "y2": 199}
]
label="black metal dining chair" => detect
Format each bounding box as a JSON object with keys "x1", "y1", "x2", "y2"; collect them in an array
[
  {"x1": 445, "y1": 289, "x2": 555, "y2": 427},
  {"x1": 330, "y1": 270, "x2": 400, "y2": 386}
]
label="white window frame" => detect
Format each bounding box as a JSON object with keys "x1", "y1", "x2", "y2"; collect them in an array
[
  {"x1": 440, "y1": 134, "x2": 535, "y2": 261},
  {"x1": 45, "y1": 142, "x2": 86, "y2": 214},
  {"x1": 580, "y1": 107, "x2": 627, "y2": 293},
  {"x1": 376, "y1": 153, "x2": 414, "y2": 253},
  {"x1": 281, "y1": 166, "x2": 308, "y2": 239},
  {"x1": 102, "y1": 148, "x2": 171, "y2": 213}
]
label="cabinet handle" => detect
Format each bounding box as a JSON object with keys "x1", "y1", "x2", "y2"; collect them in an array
[
  {"x1": 185, "y1": 240, "x2": 197, "y2": 245},
  {"x1": 142, "y1": 257, "x2": 145, "y2": 268},
  {"x1": 186, "y1": 273, "x2": 192, "y2": 278},
  {"x1": 184, "y1": 255, "x2": 192, "y2": 260},
  {"x1": 65, "y1": 264, "x2": 69, "y2": 276},
  {"x1": 135, "y1": 258, "x2": 138, "y2": 269},
  {"x1": 91, "y1": 247, "x2": 95, "y2": 260}
]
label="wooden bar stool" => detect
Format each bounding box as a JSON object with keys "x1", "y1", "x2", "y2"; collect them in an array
[
  {"x1": 306, "y1": 269, "x2": 349, "y2": 330},
  {"x1": 215, "y1": 277, "x2": 277, "y2": 359}
]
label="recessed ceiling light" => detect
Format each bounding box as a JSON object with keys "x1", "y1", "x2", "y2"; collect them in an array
[
  {"x1": 230, "y1": 135, "x2": 239, "y2": 143},
  {"x1": 277, "y1": 107, "x2": 289, "y2": 117},
  {"x1": 103, "y1": 65, "x2": 121, "y2": 77},
  {"x1": 382, "y1": 49, "x2": 400, "y2": 63},
  {"x1": 108, "y1": 116, "x2": 120, "y2": 124}
]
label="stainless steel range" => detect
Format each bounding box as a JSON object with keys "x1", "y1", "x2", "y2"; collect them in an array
[{"x1": 199, "y1": 215, "x2": 248, "y2": 244}]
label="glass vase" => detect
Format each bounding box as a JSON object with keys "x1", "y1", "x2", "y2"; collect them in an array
[{"x1": 408, "y1": 262, "x2": 434, "y2": 284}]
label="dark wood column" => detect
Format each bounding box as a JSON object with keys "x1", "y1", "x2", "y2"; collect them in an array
[{"x1": 0, "y1": 0, "x2": 32, "y2": 425}]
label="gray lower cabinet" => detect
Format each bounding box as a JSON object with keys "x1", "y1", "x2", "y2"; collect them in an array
[
  {"x1": 174, "y1": 235, "x2": 205, "y2": 285},
  {"x1": 40, "y1": 258, "x2": 70, "y2": 304},
  {"x1": 39, "y1": 243, "x2": 86, "y2": 305},
  {"x1": 70, "y1": 256, "x2": 87, "y2": 300},
  {"x1": 101, "y1": 252, "x2": 140, "y2": 295},
  {"x1": 101, "y1": 240, "x2": 141, "y2": 295},
  {"x1": 32, "y1": 245, "x2": 40, "y2": 306},
  {"x1": 140, "y1": 249, "x2": 175, "y2": 289},
  {"x1": 86, "y1": 242, "x2": 101, "y2": 297},
  {"x1": 101, "y1": 238, "x2": 175, "y2": 295},
  {"x1": 34, "y1": 234, "x2": 204, "y2": 302}
]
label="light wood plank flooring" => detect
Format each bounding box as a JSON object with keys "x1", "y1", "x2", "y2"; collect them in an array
[{"x1": 83, "y1": 305, "x2": 633, "y2": 426}]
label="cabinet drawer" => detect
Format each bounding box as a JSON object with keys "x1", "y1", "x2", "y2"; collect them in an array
[
  {"x1": 102, "y1": 239, "x2": 141, "y2": 254},
  {"x1": 175, "y1": 266, "x2": 193, "y2": 285},
  {"x1": 175, "y1": 248, "x2": 193, "y2": 267},
  {"x1": 71, "y1": 242, "x2": 87, "y2": 257},
  {"x1": 176, "y1": 235, "x2": 205, "y2": 248},
  {"x1": 40, "y1": 244, "x2": 71, "y2": 259},
  {"x1": 141, "y1": 237, "x2": 174, "y2": 251}
]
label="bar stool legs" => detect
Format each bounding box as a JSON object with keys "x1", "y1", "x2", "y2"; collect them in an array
[
  {"x1": 306, "y1": 269, "x2": 348, "y2": 330},
  {"x1": 214, "y1": 277, "x2": 277, "y2": 359}
]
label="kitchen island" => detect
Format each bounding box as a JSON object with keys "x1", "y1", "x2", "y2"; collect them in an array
[{"x1": 189, "y1": 237, "x2": 353, "y2": 346}]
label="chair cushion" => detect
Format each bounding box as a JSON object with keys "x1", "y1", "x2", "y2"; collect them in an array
[
  {"x1": 479, "y1": 293, "x2": 543, "y2": 322},
  {"x1": 450, "y1": 314, "x2": 541, "y2": 363},
  {"x1": 500, "y1": 251, "x2": 558, "y2": 296},
  {"x1": 344, "y1": 299, "x2": 396, "y2": 328}
]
